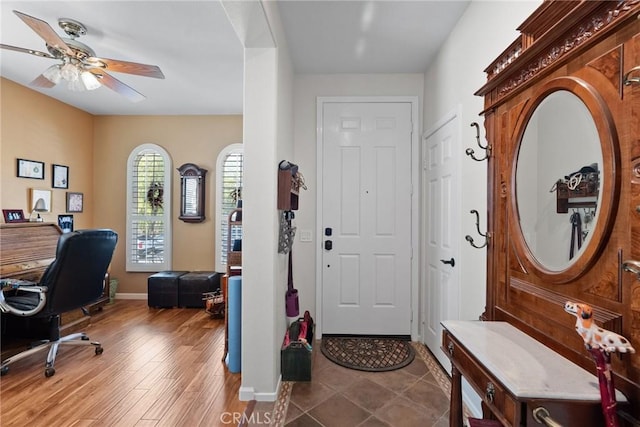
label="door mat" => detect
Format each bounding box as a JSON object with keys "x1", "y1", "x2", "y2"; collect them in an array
[{"x1": 321, "y1": 336, "x2": 415, "y2": 372}]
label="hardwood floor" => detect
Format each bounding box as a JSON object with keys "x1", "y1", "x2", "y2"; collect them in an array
[{"x1": 0, "y1": 300, "x2": 248, "y2": 427}]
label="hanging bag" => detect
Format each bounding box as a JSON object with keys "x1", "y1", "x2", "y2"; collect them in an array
[{"x1": 285, "y1": 249, "x2": 300, "y2": 318}]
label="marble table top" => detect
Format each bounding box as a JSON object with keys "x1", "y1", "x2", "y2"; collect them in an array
[{"x1": 441, "y1": 320, "x2": 627, "y2": 401}]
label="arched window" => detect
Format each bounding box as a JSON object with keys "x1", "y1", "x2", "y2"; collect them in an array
[
  {"x1": 126, "y1": 143, "x2": 172, "y2": 272},
  {"x1": 216, "y1": 143, "x2": 243, "y2": 271}
]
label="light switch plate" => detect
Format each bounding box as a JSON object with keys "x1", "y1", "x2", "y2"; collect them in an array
[{"x1": 299, "y1": 229, "x2": 313, "y2": 242}]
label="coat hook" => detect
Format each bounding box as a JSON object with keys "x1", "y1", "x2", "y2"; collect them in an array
[
  {"x1": 623, "y1": 66, "x2": 640, "y2": 86},
  {"x1": 465, "y1": 122, "x2": 491, "y2": 162},
  {"x1": 465, "y1": 209, "x2": 490, "y2": 249}
]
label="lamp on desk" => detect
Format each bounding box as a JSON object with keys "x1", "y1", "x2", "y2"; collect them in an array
[{"x1": 29, "y1": 198, "x2": 47, "y2": 222}]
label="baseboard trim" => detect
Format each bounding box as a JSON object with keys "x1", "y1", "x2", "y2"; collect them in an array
[
  {"x1": 239, "y1": 376, "x2": 281, "y2": 402},
  {"x1": 115, "y1": 293, "x2": 147, "y2": 300}
]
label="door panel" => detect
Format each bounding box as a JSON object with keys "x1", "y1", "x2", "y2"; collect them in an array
[
  {"x1": 423, "y1": 113, "x2": 460, "y2": 369},
  {"x1": 322, "y1": 101, "x2": 412, "y2": 335}
]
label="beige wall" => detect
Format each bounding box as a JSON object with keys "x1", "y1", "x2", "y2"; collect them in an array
[
  {"x1": 93, "y1": 115, "x2": 242, "y2": 293},
  {"x1": 1, "y1": 78, "x2": 94, "y2": 228},
  {"x1": 1, "y1": 78, "x2": 243, "y2": 294}
]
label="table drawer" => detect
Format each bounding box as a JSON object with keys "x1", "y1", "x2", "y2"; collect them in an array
[{"x1": 443, "y1": 331, "x2": 519, "y2": 426}]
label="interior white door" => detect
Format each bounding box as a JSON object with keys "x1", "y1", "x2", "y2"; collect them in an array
[
  {"x1": 321, "y1": 101, "x2": 413, "y2": 335},
  {"x1": 422, "y1": 112, "x2": 460, "y2": 369}
]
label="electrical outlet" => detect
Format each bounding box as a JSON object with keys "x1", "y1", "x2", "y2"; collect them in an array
[{"x1": 299, "y1": 230, "x2": 313, "y2": 242}]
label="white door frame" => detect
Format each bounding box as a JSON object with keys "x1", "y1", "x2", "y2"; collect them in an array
[
  {"x1": 421, "y1": 105, "x2": 462, "y2": 369},
  {"x1": 315, "y1": 96, "x2": 420, "y2": 340}
]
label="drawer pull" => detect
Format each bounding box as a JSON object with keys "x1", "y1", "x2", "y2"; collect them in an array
[
  {"x1": 532, "y1": 407, "x2": 562, "y2": 427},
  {"x1": 485, "y1": 382, "x2": 495, "y2": 403},
  {"x1": 447, "y1": 342, "x2": 454, "y2": 356}
]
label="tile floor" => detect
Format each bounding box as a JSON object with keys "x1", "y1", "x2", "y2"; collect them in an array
[{"x1": 252, "y1": 342, "x2": 455, "y2": 427}]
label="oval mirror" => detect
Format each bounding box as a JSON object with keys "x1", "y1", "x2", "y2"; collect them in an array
[{"x1": 513, "y1": 77, "x2": 618, "y2": 280}]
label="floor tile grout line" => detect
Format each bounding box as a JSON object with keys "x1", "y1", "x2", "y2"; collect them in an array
[
  {"x1": 274, "y1": 341, "x2": 464, "y2": 426},
  {"x1": 413, "y1": 341, "x2": 474, "y2": 421}
]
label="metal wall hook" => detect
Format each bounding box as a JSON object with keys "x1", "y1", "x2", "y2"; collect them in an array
[
  {"x1": 623, "y1": 260, "x2": 640, "y2": 281},
  {"x1": 623, "y1": 66, "x2": 640, "y2": 86},
  {"x1": 465, "y1": 122, "x2": 491, "y2": 161},
  {"x1": 465, "y1": 209, "x2": 490, "y2": 249}
]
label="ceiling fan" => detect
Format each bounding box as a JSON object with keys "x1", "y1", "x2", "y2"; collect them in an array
[{"x1": 0, "y1": 10, "x2": 165, "y2": 102}]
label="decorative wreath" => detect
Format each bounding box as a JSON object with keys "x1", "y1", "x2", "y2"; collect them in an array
[{"x1": 146, "y1": 182, "x2": 164, "y2": 210}]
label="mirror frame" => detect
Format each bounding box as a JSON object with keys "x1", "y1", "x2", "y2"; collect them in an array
[
  {"x1": 177, "y1": 163, "x2": 207, "y2": 223},
  {"x1": 510, "y1": 76, "x2": 620, "y2": 283}
]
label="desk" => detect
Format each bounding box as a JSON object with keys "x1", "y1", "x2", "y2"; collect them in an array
[{"x1": 441, "y1": 321, "x2": 627, "y2": 426}]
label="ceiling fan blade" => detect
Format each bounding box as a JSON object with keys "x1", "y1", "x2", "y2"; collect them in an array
[
  {"x1": 87, "y1": 57, "x2": 165, "y2": 79},
  {"x1": 13, "y1": 10, "x2": 74, "y2": 57},
  {"x1": 89, "y1": 70, "x2": 145, "y2": 103},
  {"x1": 30, "y1": 74, "x2": 56, "y2": 88},
  {"x1": 0, "y1": 43, "x2": 55, "y2": 59}
]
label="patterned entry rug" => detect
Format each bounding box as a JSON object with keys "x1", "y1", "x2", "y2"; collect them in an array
[{"x1": 321, "y1": 336, "x2": 415, "y2": 372}]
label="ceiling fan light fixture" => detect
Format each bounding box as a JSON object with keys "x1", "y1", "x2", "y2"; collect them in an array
[
  {"x1": 6, "y1": 10, "x2": 163, "y2": 101},
  {"x1": 67, "y1": 77, "x2": 86, "y2": 92},
  {"x1": 81, "y1": 71, "x2": 101, "y2": 90},
  {"x1": 60, "y1": 62, "x2": 79, "y2": 81},
  {"x1": 42, "y1": 64, "x2": 62, "y2": 84}
]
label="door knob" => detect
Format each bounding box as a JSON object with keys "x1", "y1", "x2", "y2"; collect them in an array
[
  {"x1": 440, "y1": 258, "x2": 455, "y2": 267},
  {"x1": 324, "y1": 240, "x2": 333, "y2": 251}
]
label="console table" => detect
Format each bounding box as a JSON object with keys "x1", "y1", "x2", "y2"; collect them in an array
[{"x1": 441, "y1": 321, "x2": 627, "y2": 426}]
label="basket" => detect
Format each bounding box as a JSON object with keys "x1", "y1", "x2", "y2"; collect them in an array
[{"x1": 228, "y1": 251, "x2": 242, "y2": 266}]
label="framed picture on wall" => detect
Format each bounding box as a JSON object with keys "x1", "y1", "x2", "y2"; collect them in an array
[
  {"x1": 17, "y1": 158, "x2": 45, "y2": 180},
  {"x1": 66, "y1": 192, "x2": 83, "y2": 213},
  {"x1": 58, "y1": 214, "x2": 74, "y2": 233},
  {"x1": 52, "y1": 164, "x2": 69, "y2": 189},
  {"x1": 2, "y1": 209, "x2": 26, "y2": 223}
]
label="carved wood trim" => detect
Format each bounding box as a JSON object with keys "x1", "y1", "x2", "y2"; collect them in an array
[
  {"x1": 477, "y1": 1, "x2": 640, "y2": 103},
  {"x1": 509, "y1": 277, "x2": 622, "y2": 333}
]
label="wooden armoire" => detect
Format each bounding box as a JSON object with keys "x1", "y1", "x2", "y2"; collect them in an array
[{"x1": 476, "y1": 0, "x2": 640, "y2": 424}]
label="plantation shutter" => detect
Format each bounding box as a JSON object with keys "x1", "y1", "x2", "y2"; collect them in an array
[
  {"x1": 221, "y1": 151, "x2": 243, "y2": 265},
  {"x1": 130, "y1": 150, "x2": 165, "y2": 265}
]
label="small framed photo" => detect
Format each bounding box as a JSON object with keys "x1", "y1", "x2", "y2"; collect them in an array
[
  {"x1": 52, "y1": 164, "x2": 69, "y2": 189},
  {"x1": 2, "y1": 209, "x2": 26, "y2": 223},
  {"x1": 17, "y1": 158, "x2": 45, "y2": 180},
  {"x1": 58, "y1": 214, "x2": 74, "y2": 233},
  {"x1": 66, "y1": 192, "x2": 84, "y2": 213}
]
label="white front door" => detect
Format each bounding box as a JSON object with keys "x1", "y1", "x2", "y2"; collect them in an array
[
  {"x1": 422, "y1": 110, "x2": 461, "y2": 369},
  {"x1": 321, "y1": 101, "x2": 413, "y2": 335}
]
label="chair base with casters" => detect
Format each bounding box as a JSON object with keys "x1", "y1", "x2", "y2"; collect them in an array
[
  {"x1": 0, "y1": 313, "x2": 103, "y2": 377},
  {"x1": 0, "y1": 229, "x2": 118, "y2": 378}
]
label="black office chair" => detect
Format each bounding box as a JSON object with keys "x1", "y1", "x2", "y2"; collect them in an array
[{"x1": 0, "y1": 229, "x2": 118, "y2": 377}]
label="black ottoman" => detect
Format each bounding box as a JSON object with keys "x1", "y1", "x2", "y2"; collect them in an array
[
  {"x1": 178, "y1": 271, "x2": 221, "y2": 308},
  {"x1": 148, "y1": 271, "x2": 188, "y2": 308}
]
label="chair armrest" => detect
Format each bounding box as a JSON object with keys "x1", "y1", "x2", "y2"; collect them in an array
[{"x1": 0, "y1": 281, "x2": 48, "y2": 316}]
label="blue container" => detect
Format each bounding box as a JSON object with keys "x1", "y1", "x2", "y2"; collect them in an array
[{"x1": 227, "y1": 275, "x2": 242, "y2": 373}]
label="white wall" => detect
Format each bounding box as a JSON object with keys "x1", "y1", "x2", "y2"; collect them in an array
[
  {"x1": 238, "y1": 0, "x2": 542, "y2": 404},
  {"x1": 423, "y1": 0, "x2": 541, "y2": 321},
  {"x1": 226, "y1": 0, "x2": 294, "y2": 401},
  {"x1": 292, "y1": 74, "x2": 425, "y2": 326},
  {"x1": 422, "y1": 0, "x2": 541, "y2": 415}
]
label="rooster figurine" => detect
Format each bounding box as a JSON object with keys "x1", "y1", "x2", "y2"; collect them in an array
[{"x1": 564, "y1": 301, "x2": 635, "y2": 427}]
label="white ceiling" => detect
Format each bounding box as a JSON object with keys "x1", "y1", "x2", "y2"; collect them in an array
[{"x1": 0, "y1": 1, "x2": 469, "y2": 116}]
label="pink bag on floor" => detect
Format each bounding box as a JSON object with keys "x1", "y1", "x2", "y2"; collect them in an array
[{"x1": 286, "y1": 250, "x2": 299, "y2": 318}]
